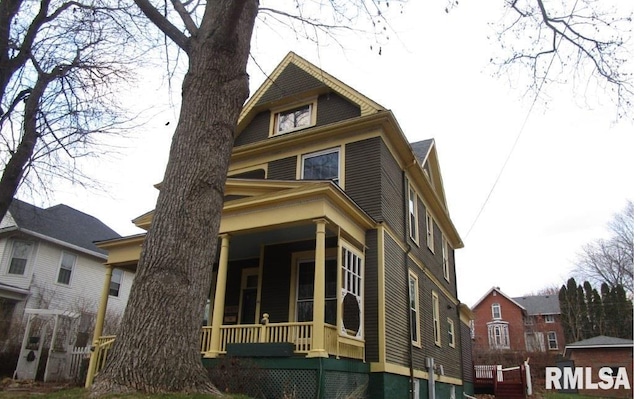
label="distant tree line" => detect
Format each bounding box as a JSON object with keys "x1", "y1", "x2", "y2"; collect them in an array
[{"x1": 559, "y1": 277, "x2": 632, "y2": 343}]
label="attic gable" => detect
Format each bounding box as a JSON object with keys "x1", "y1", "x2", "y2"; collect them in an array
[{"x1": 237, "y1": 52, "x2": 385, "y2": 134}]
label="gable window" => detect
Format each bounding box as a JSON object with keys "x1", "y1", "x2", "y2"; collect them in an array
[
  {"x1": 491, "y1": 303, "x2": 501, "y2": 319},
  {"x1": 271, "y1": 101, "x2": 317, "y2": 136},
  {"x1": 442, "y1": 240, "x2": 450, "y2": 281},
  {"x1": 408, "y1": 185, "x2": 418, "y2": 242},
  {"x1": 8, "y1": 240, "x2": 32, "y2": 275},
  {"x1": 57, "y1": 252, "x2": 76, "y2": 285},
  {"x1": 547, "y1": 331, "x2": 558, "y2": 350},
  {"x1": 447, "y1": 318, "x2": 456, "y2": 347},
  {"x1": 341, "y1": 246, "x2": 363, "y2": 337},
  {"x1": 301, "y1": 148, "x2": 340, "y2": 184},
  {"x1": 109, "y1": 269, "x2": 124, "y2": 297},
  {"x1": 544, "y1": 315, "x2": 554, "y2": 323},
  {"x1": 409, "y1": 271, "x2": 419, "y2": 345},
  {"x1": 488, "y1": 322, "x2": 510, "y2": 349},
  {"x1": 432, "y1": 291, "x2": 441, "y2": 346},
  {"x1": 426, "y1": 212, "x2": 434, "y2": 252},
  {"x1": 296, "y1": 258, "x2": 337, "y2": 324}
]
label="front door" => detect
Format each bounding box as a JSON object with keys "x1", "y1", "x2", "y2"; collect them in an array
[{"x1": 240, "y1": 268, "x2": 259, "y2": 324}]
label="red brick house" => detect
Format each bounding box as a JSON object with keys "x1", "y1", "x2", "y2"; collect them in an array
[
  {"x1": 563, "y1": 336, "x2": 633, "y2": 398},
  {"x1": 471, "y1": 287, "x2": 565, "y2": 353}
]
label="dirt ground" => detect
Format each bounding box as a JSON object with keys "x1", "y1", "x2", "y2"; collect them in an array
[{"x1": 0, "y1": 378, "x2": 76, "y2": 395}]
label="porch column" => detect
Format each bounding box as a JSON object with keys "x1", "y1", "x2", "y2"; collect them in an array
[
  {"x1": 308, "y1": 219, "x2": 328, "y2": 358},
  {"x1": 85, "y1": 264, "x2": 113, "y2": 387},
  {"x1": 206, "y1": 234, "x2": 230, "y2": 357}
]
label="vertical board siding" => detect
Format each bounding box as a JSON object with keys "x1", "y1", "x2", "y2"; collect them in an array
[
  {"x1": 267, "y1": 156, "x2": 297, "y2": 180},
  {"x1": 345, "y1": 137, "x2": 382, "y2": 221},
  {"x1": 363, "y1": 229, "x2": 379, "y2": 362}
]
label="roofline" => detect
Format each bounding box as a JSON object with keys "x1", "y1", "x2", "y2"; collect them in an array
[
  {"x1": 0, "y1": 282, "x2": 30, "y2": 297},
  {"x1": 564, "y1": 342, "x2": 633, "y2": 356},
  {"x1": 1, "y1": 227, "x2": 108, "y2": 260},
  {"x1": 471, "y1": 286, "x2": 527, "y2": 312}
]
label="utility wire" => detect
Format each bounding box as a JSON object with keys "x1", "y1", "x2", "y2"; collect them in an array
[{"x1": 463, "y1": 1, "x2": 579, "y2": 241}]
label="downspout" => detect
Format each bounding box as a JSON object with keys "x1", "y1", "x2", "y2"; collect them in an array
[{"x1": 402, "y1": 171, "x2": 415, "y2": 399}]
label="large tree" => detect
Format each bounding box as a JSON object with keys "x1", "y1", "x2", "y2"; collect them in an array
[
  {"x1": 91, "y1": 0, "x2": 634, "y2": 395},
  {"x1": 0, "y1": 0, "x2": 136, "y2": 221},
  {"x1": 575, "y1": 201, "x2": 634, "y2": 296}
]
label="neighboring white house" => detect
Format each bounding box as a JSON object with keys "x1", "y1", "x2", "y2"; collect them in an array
[{"x1": 0, "y1": 199, "x2": 134, "y2": 346}]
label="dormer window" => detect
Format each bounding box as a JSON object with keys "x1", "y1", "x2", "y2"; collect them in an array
[{"x1": 270, "y1": 99, "x2": 317, "y2": 136}]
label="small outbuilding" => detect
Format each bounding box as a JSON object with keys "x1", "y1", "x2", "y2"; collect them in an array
[{"x1": 563, "y1": 335, "x2": 633, "y2": 398}]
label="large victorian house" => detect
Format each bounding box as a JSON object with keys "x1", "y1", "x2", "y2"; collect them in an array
[{"x1": 86, "y1": 53, "x2": 473, "y2": 399}]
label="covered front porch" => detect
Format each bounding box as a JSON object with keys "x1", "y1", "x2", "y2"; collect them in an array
[{"x1": 85, "y1": 179, "x2": 376, "y2": 387}]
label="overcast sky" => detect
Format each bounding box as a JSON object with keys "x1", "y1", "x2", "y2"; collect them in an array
[{"x1": 43, "y1": 1, "x2": 635, "y2": 306}]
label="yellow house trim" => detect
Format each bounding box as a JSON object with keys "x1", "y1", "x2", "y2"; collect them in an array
[
  {"x1": 237, "y1": 52, "x2": 385, "y2": 133},
  {"x1": 376, "y1": 224, "x2": 386, "y2": 364},
  {"x1": 288, "y1": 249, "x2": 338, "y2": 321},
  {"x1": 458, "y1": 303, "x2": 474, "y2": 327},
  {"x1": 369, "y1": 362, "x2": 463, "y2": 385},
  {"x1": 95, "y1": 234, "x2": 145, "y2": 269}
]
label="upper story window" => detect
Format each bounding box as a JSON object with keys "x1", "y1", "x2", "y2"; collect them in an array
[
  {"x1": 426, "y1": 212, "x2": 434, "y2": 252},
  {"x1": 301, "y1": 148, "x2": 339, "y2": 184},
  {"x1": 271, "y1": 100, "x2": 317, "y2": 136},
  {"x1": 547, "y1": 331, "x2": 558, "y2": 350},
  {"x1": 491, "y1": 303, "x2": 501, "y2": 319},
  {"x1": 109, "y1": 269, "x2": 124, "y2": 297},
  {"x1": 57, "y1": 252, "x2": 76, "y2": 285},
  {"x1": 432, "y1": 291, "x2": 441, "y2": 346},
  {"x1": 442, "y1": 240, "x2": 450, "y2": 281},
  {"x1": 524, "y1": 316, "x2": 534, "y2": 325},
  {"x1": 8, "y1": 240, "x2": 33, "y2": 275},
  {"x1": 408, "y1": 185, "x2": 418, "y2": 242},
  {"x1": 488, "y1": 323, "x2": 510, "y2": 349},
  {"x1": 544, "y1": 315, "x2": 555, "y2": 323}
]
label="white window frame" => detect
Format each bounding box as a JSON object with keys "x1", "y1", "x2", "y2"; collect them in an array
[
  {"x1": 301, "y1": 147, "x2": 340, "y2": 185},
  {"x1": 491, "y1": 303, "x2": 501, "y2": 319},
  {"x1": 341, "y1": 245, "x2": 364, "y2": 338},
  {"x1": 544, "y1": 315, "x2": 555, "y2": 323},
  {"x1": 447, "y1": 317, "x2": 456, "y2": 348},
  {"x1": 408, "y1": 185, "x2": 418, "y2": 242},
  {"x1": 56, "y1": 251, "x2": 76, "y2": 285},
  {"x1": 109, "y1": 268, "x2": 124, "y2": 297},
  {"x1": 409, "y1": 271, "x2": 420, "y2": 345},
  {"x1": 270, "y1": 99, "x2": 318, "y2": 136},
  {"x1": 426, "y1": 212, "x2": 434, "y2": 252},
  {"x1": 547, "y1": 331, "x2": 559, "y2": 350},
  {"x1": 524, "y1": 316, "x2": 534, "y2": 326},
  {"x1": 432, "y1": 291, "x2": 441, "y2": 346},
  {"x1": 442, "y1": 239, "x2": 450, "y2": 281},
  {"x1": 7, "y1": 240, "x2": 32, "y2": 275},
  {"x1": 488, "y1": 322, "x2": 510, "y2": 349}
]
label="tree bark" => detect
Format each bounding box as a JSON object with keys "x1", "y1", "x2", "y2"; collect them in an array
[{"x1": 91, "y1": 0, "x2": 259, "y2": 395}]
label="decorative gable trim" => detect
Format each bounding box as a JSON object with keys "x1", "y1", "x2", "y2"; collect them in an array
[
  {"x1": 237, "y1": 52, "x2": 386, "y2": 134},
  {"x1": 471, "y1": 286, "x2": 527, "y2": 312}
]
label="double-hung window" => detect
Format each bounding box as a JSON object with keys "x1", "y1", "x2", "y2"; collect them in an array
[
  {"x1": 409, "y1": 272, "x2": 419, "y2": 344},
  {"x1": 442, "y1": 240, "x2": 450, "y2": 281},
  {"x1": 57, "y1": 252, "x2": 76, "y2": 285},
  {"x1": 447, "y1": 318, "x2": 456, "y2": 347},
  {"x1": 426, "y1": 212, "x2": 434, "y2": 252},
  {"x1": 544, "y1": 315, "x2": 555, "y2": 323},
  {"x1": 301, "y1": 148, "x2": 340, "y2": 185},
  {"x1": 547, "y1": 331, "x2": 558, "y2": 350},
  {"x1": 8, "y1": 240, "x2": 32, "y2": 275},
  {"x1": 109, "y1": 269, "x2": 124, "y2": 297},
  {"x1": 408, "y1": 186, "x2": 418, "y2": 242},
  {"x1": 491, "y1": 303, "x2": 501, "y2": 319},
  {"x1": 296, "y1": 258, "x2": 337, "y2": 325},
  {"x1": 432, "y1": 291, "x2": 441, "y2": 346},
  {"x1": 488, "y1": 323, "x2": 510, "y2": 349}
]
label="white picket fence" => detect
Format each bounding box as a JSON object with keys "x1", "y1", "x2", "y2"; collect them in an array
[{"x1": 69, "y1": 346, "x2": 91, "y2": 381}]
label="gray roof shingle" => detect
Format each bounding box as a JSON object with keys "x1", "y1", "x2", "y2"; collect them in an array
[
  {"x1": 513, "y1": 294, "x2": 561, "y2": 315},
  {"x1": 7, "y1": 199, "x2": 120, "y2": 255},
  {"x1": 410, "y1": 139, "x2": 433, "y2": 164},
  {"x1": 566, "y1": 335, "x2": 633, "y2": 348}
]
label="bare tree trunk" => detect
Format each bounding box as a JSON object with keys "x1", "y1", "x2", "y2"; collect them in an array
[{"x1": 91, "y1": 1, "x2": 259, "y2": 394}]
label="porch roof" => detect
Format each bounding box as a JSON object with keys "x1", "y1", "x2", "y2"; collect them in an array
[{"x1": 97, "y1": 179, "x2": 377, "y2": 271}]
